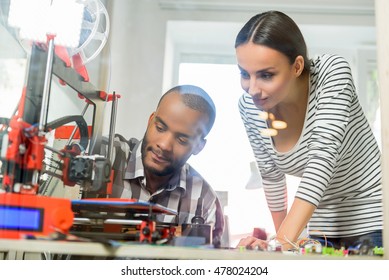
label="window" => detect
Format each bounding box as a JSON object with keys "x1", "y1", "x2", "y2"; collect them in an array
[{"x1": 179, "y1": 62, "x2": 299, "y2": 246}]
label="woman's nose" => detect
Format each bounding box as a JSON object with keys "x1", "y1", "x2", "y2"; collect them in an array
[{"x1": 247, "y1": 78, "x2": 261, "y2": 96}]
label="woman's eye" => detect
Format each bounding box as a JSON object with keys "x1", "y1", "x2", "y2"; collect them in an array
[
  {"x1": 240, "y1": 71, "x2": 249, "y2": 79},
  {"x1": 260, "y1": 72, "x2": 274, "y2": 80}
]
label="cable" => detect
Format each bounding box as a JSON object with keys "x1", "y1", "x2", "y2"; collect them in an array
[
  {"x1": 309, "y1": 229, "x2": 328, "y2": 247},
  {"x1": 281, "y1": 235, "x2": 299, "y2": 251}
]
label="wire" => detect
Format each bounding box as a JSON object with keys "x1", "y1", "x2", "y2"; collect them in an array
[
  {"x1": 266, "y1": 234, "x2": 300, "y2": 251},
  {"x1": 282, "y1": 235, "x2": 299, "y2": 250},
  {"x1": 309, "y1": 229, "x2": 328, "y2": 247},
  {"x1": 39, "y1": 146, "x2": 63, "y2": 195}
]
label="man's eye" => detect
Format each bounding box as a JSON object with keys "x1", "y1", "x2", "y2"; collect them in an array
[
  {"x1": 178, "y1": 137, "x2": 189, "y2": 145},
  {"x1": 156, "y1": 125, "x2": 165, "y2": 132}
]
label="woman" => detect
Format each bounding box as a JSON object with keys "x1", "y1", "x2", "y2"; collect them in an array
[{"x1": 236, "y1": 11, "x2": 383, "y2": 251}]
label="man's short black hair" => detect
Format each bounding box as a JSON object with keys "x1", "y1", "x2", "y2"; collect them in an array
[{"x1": 158, "y1": 85, "x2": 216, "y2": 137}]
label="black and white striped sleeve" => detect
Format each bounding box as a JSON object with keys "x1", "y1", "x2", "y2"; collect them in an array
[{"x1": 296, "y1": 55, "x2": 355, "y2": 206}]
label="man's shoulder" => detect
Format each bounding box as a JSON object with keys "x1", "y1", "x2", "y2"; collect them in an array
[
  {"x1": 185, "y1": 163, "x2": 206, "y2": 179},
  {"x1": 184, "y1": 163, "x2": 214, "y2": 190}
]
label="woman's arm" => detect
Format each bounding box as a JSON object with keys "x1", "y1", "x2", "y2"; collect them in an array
[
  {"x1": 276, "y1": 197, "x2": 316, "y2": 250},
  {"x1": 270, "y1": 209, "x2": 286, "y2": 232}
]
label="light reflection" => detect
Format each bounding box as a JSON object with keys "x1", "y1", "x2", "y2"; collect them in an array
[
  {"x1": 260, "y1": 128, "x2": 278, "y2": 137},
  {"x1": 258, "y1": 112, "x2": 287, "y2": 136},
  {"x1": 272, "y1": 120, "x2": 287, "y2": 130}
]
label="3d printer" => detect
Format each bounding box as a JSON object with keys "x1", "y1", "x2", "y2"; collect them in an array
[{"x1": 0, "y1": 0, "x2": 213, "y2": 247}]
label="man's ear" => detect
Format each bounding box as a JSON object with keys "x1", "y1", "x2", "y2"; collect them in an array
[
  {"x1": 147, "y1": 112, "x2": 156, "y2": 125},
  {"x1": 293, "y1": 55, "x2": 305, "y2": 77},
  {"x1": 193, "y1": 138, "x2": 206, "y2": 155}
]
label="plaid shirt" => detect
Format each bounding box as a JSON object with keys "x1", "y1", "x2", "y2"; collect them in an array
[{"x1": 111, "y1": 139, "x2": 224, "y2": 246}]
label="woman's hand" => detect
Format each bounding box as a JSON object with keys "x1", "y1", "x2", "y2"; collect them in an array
[{"x1": 237, "y1": 236, "x2": 268, "y2": 250}]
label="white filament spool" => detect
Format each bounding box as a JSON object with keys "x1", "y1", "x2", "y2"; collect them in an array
[{"x1": 68, "y1": 0, "x2": 110, "y2": 65}]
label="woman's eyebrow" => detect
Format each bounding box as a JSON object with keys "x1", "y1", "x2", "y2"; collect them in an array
[{"x1": 238, "y1": 64, "x2": 275, "y2": 73}]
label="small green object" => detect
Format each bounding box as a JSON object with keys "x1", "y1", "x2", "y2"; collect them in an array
[
  {"x1": 373, "y1": 246, "x2": 384, "y2": 256},
  {"x1": 322, "y1": 247, "x2": 334, "y2": 255},
  {"x1": 238, "y1": 246, "x2": 246, "y2": 252}
]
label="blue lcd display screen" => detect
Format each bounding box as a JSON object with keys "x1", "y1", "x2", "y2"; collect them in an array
[{"x1": 0, "y1": 205, "x2": 44, "y2": 231}]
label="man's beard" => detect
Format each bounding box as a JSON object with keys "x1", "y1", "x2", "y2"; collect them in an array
[{"x1": 141, "y1": 136, "x2": 185, "y2": 177}]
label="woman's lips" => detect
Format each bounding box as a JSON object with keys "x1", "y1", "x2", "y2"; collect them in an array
[{"x1": 253, "y1": 97, "x2": 267, "y2": 107}]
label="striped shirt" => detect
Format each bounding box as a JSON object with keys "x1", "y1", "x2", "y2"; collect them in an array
[
  {"x1": 111, "y1": 139, "x2": 224, "y2": 245},
  {"x1": 238, "y1": 54, "x2": 383, "y2": 238}
]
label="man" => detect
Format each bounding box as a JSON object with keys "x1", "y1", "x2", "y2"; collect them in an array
[{"x1": 112, "y1": 85, "x2": 224, "y2": 247}]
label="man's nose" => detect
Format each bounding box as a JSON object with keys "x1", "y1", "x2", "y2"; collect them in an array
[{"x1": 157, "y1": 133, "x2": 174, "y2": 152}]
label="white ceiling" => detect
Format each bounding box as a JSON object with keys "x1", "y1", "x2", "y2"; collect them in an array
[
  {"x1": 159, "y1": 0, "x2": 375, "y2": 16},
  {"x1": 165, "y1": 0, "x2": 376, "y2": 58}
]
